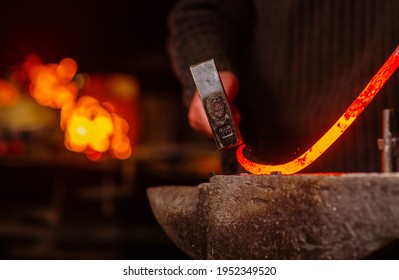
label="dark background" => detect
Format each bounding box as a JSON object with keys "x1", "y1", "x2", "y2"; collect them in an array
[
  {"x1": 0, "y1": 1, "x2": 174, "y2": 73},
  {"x1": 0, "y1": 0, "x2": 217, "y2": 259}
]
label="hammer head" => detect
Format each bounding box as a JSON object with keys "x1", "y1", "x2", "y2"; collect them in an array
[{"x1": 190, "y1": 59, "x2": 242, "y2": 150}]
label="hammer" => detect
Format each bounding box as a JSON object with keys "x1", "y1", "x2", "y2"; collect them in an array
[{"x1": 190, "y1": 59, "x2": 242, "y2": 150}]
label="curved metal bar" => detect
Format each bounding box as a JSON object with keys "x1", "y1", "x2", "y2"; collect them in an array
[{"x1": 237, "y1": 45, "x2": 399, "y2": 175}]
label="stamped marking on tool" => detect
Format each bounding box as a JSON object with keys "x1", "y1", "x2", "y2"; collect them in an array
[
  {"x1": 218, "y1": 125, "x2": 234, "y2": 139},
  {"x1": 206, "y1": 95, "x2": 226, "y2": 120}
]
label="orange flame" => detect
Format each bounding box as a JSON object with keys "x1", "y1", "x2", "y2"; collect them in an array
[
  {"x1": 0, "y1": 79, "x2": 20, "y2": 106},
  {"x1": 62, "y1": 96, "x2": 113, "y2": 154},
  {"x1": 237, "y1": 45, "x2": 399, "y2": 175},
  {"x1": 61, "y1": 97, "x2": 132, "y2": 160},
  {"x1": 22, "y1": 54, "x2": 134, "y2": 160},
  {"x1": 109, "y1": 112, "x2": 132, "y2": 160},
  {"x1": 28, "y1": 57, "x2": 78, "y2": 109}
]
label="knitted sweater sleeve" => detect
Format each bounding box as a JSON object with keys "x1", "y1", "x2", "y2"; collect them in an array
[{"x1": 167, "y1": 0, "x2": 253, "y2": 107}]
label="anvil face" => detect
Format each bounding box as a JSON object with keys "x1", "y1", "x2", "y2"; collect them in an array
[{"x1": 148, "y1": 173, "x2": 399, "y2": 259}]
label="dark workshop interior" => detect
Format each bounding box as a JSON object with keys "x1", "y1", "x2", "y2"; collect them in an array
[
  {"x1": 0, "y1": 0, "x2": 218, "y2": 259},
  {"x1": 2, "y1": 0, "x2": 399, "y2": 261}
]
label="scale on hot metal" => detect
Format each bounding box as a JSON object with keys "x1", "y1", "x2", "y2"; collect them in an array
[{"x1": 147, "y1": 46, "x2": 399, "y2": 259}]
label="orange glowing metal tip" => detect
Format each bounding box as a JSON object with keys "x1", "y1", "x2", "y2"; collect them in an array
[{"x1": 237, "y1": 45, "x2": 399, "y2": 175}]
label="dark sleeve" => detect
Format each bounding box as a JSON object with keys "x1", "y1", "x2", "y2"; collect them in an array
[{"x1": 167, "y1": 0, "x2": 253, "y2": 106}]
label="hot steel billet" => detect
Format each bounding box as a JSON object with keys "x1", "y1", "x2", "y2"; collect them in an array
[{"x1": 190, "y1": 59, "x2": 242, "y2": 150}]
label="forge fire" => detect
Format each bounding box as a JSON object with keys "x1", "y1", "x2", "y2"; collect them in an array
[{"x1": 2, "y1": 54, "x2": 137, "y2": 161}]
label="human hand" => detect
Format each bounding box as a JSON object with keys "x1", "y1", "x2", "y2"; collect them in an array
[{"x1": 188, "y1": 71, "x2": 241, "y2": 137}]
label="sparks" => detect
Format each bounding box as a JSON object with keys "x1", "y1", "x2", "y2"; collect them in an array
[{"x1": 237, "y1": 45, "x2": 399, "y2": 175}]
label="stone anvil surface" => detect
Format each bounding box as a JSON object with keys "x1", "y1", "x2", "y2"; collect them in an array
[{"x1": 147, "y1": 173, "x2": 399, "y2": 259}]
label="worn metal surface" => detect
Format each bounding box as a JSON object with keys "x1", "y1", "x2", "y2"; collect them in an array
[
  {"x1": 147, "y1": 173, "x2": 399, "y2": 259},
  {"x1": 147, "y1": 186, "x2": 207, "y2": 259},
  {"x1": 190, "y1": 59, "x2": 241, "y2": 150}
]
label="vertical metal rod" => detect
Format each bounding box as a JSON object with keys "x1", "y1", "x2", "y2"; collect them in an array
[{"x1": 382, "y1": 109, "x2": 393, "y2": 172}]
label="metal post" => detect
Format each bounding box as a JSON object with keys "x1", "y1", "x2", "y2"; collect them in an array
[{"x1": 378, "y1": 109, "x2": 398, "y2": 172}]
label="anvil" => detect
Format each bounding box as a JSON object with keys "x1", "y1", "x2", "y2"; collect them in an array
[{"x1": 147, "y1": 173, "x2": 399, "y2": 259}]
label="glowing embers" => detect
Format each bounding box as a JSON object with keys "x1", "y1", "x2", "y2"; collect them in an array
[
  {"x1": 237, "y1": 45, "x2": 399, "y2": 175},
  {"x1": 27, "y1": 55, "x2": 78, "y2": 109},
  {"x1": 61, "y1": 97, "x2": 132, "y2": 161},
  {"x1": 0, "y1": 80, "x2": 20, "y2": 107},
  {"x1": 23, "y1": 54, "x2": 135, "y2": 161}
]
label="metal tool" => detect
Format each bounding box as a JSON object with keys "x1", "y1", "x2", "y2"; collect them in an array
[
  {"x1": 190, "y1": 59, "x2": 242, "y2": 150},
  {"x1": 378, "y1": 109, "x2": 399, "y2": 172}
]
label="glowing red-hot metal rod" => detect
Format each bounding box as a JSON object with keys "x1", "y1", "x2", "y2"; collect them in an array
[{"x1": 237, "y1": 45, "x2": 399, "y2": 175}]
